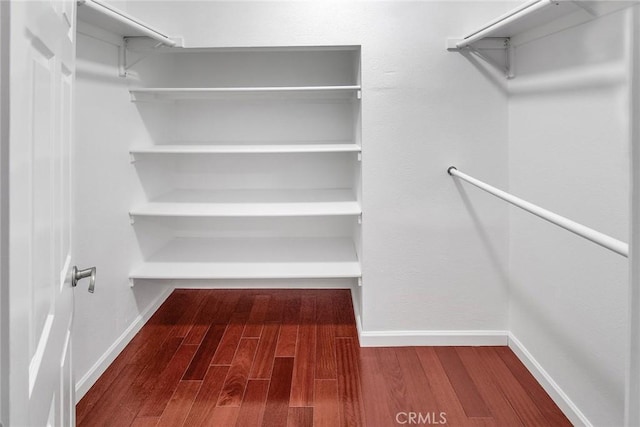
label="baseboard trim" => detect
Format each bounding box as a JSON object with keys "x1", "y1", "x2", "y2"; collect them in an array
[
  {"x1": 508, "y1": 332, "x2": 592, "y2": 427},
  {"x1": 359, "y1": 329, "x2": 509, "y2": 347},
  {"x1": 74, "y1": 287, "x2": 174, "y2": 401}
]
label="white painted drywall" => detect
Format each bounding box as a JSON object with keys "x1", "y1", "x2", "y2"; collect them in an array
[
  {"x1": 73, "y1": 32, "x2": 171, "y2": 397},
  {"x1": 508, "y1": 8, "x2": 632, "y2": 426},
  {"x1": 0, "y1": 1, "x2": 8, "y2": 423},
  {"x1": 125, "y1": 0, "x2": 513, "y2": 336}
]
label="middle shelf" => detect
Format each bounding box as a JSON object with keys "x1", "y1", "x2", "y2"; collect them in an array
[
  {"x1": 129, "y1": 188, "x2": 362, "y2": 218},
  {"x1": 130, "y1": 143, "x2": 361, "y2": 156},
  {"x1": 130, "y1": 236, "x2": 362, "y2": 280}
]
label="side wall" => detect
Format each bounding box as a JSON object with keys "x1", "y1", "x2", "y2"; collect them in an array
[
  {"x1": 507, "y1": 8, "x2": 632, "y2": 426},
  {"x1": 126, "y1": 0, "x2": 512, "y2": 343},
  {"x1": 73, "y1": 31, "x2": 172, "y2": 398}
]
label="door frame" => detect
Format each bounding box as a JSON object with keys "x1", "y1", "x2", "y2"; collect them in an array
[
  {"x1": 626, "y1": 4, "x2": 640, "y2": 427},
  {"x1": 0, "y1": 0, "x2": 10, "y2": 425}
]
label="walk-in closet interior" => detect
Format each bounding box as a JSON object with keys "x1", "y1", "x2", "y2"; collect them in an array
[{"x1": 2, "y1": 0, "x2": 640, "y2": 425}]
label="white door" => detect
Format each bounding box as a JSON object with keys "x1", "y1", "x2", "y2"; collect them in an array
[{"x1": 7, "y1": 0, "x2": 85, "y2": 425}]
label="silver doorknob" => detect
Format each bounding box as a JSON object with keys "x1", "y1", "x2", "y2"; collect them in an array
[{"x1": 72, "y1": 266, "x2": 96, "y2": 293}]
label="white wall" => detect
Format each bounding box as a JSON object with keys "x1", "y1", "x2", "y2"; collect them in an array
[
  {"x1": 0, "y1": 1, "x2": 8, "y2": 424},
  {"x1": 73, "y1": 31, "x2": 172, "y2": 398},
  {"x1": 507, "y1": 8, "x2": 632, "y2": 426},
  {"x1": 126, "y1": 0, "x2": 513, "y2": 338}
]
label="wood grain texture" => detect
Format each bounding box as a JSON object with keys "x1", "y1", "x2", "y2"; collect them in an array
[
  {"x1": 477, "y1": 347, "x2": 551, "y2": 426},
  {"x1": 359, "y1": 347, "x2": 396, "y2": 427},
  {"x1": 494, "y1": 346, "x2": 571, "y2": 426},
  {"x1": 336, "y1": 338, "x2": 364, "y2": 427},
  {"x1": 217, "y1": 338, "x2": 259, "y2": 406},
  {"x1": 456, "y1": 346, "x2": 526, "y2": 426},
  {"x1": 129, "y1": 417, "x2": 159, "y2": 427},
  {"x1": 138, "y1": 344, "x2": 198, "y2": 416},
  {"x1": 415, "y1": 347, "x2": 471, "y2": 426},
  {"x1": 275, "y1": 296, "x2": 301, "y2": 358},
  {"x1": 156, "y1": 381, "x2": 201, "y2": 427},
  {"x1": 262, "y1": 357, "x2": 295, "y2": 427},
  {"x1": 287, "y1": 407, "x2": 314, "y2": 427},
  {"x1": 243, "y1": 295, "x2": 271, "y2": 338},
  {"x1": 235, "y1": 380, "x2": 269, "y2": 427},
  {"x1": 315, "y1": 295, "x2": 337, "y2": 379},
  {"x1": 182, "y1": 325, "x2": 226, "y2": 380},
  {"x1": 290, "y1": 296, "x2": 316, "y2": 407},
  {"x1": 211, "y1": 316, "x2": 246, "y2": 365},
  {"x1": 79, "y1": 289, "x2": 570, "y2": 427},
  {"x1": 250, "y1": 322, "x2": 280, "y2": 379},
  {"x1": 313, "y1": 380, "x2": 339, "y2": 427},
  {"x1": 436, "y1": 346, "x2": 491, "y2": 418},
  {"x1": 183, "y1": 365, "x2": 230, "y2": 426}
]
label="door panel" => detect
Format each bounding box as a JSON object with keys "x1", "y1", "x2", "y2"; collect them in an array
[{"x1": 9, "y1": 1, "x2": 76, "y2": 425}]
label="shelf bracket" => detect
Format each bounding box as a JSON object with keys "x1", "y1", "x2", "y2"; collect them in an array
[
  {"x1": 447, "y1": 37, "x2": 514, "y2": 79},
  {"x1": 357, "y1": 277, "x2": 362, "y2": 287},
  {"x1": 129, "y1": 278, "x2": 135, "y2": 288},
  {"x1": 129, "y1": 152, "x2": 136, "y2": 163},
  {"x1": 357, "y1": 152, "x2": 362, "y2": 162},
  {"x1": 118, "y1": 37, "x2": 168, "y2": 78},
  {"x1": 118, "y1": 42, "x2": 127, "y2": 77},
  {"x1": 357, "y1": 214, "x2": 362, "y2": 225},
  {"x1": 356, "y1": 89, "x2": 362, "y2": 100},
  {"x1": 128, "y1": 213, "x2": 135, "y2": 225}
]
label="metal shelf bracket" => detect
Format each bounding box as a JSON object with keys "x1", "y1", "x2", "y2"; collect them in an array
[{"x1": 447, "y1": 37, "x2": 514, "y2": 79}]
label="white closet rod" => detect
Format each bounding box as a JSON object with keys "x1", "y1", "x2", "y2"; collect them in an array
[
  {"x1": 455, "y1": 0, "x2": 553, "y2": 49},
  {"x1": 447, "y1": 166, "x2": 629, "y2": 257}
]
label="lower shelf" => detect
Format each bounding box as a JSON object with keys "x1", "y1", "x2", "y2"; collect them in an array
[
  {"x1": 130, "y1": 237, "x2": 361, "y2": 280},
  {"x1": 130, "y1": 188, "x2": 361, "y2": 218}
]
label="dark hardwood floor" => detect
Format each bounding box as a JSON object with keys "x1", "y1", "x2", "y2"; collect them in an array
[{"x1": 77, "y1": 289, "x2": 572, "y2": 426}]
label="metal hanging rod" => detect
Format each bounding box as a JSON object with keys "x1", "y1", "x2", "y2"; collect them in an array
[{"x1": 447, "y1": 166, "x2": 629, "y2": 258}]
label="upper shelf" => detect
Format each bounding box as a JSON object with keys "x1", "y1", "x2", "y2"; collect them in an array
[
  {"x1": 129, "y1": 86, "x2": 362, "y2": 102},
  {"x1": 454, "y1": 0, "x2": 581, "y2": 49},
  {"x1": 77, "y1": 0, "x2": 176, "y2": 47}
]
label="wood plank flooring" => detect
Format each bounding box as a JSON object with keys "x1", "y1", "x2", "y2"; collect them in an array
[{"x1": 77, "y1": 289, "x2": 572, "y2": 426}]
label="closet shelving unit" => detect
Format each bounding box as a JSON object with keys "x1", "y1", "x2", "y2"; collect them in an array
[{"x1": 127, "y1": 47, "x2": 363, "y2": 285}]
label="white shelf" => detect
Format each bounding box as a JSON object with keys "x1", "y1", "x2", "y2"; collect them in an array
[
  {"x1": 130, "y1": 143, "x2": 361, "y2": 155},
  {"x1": 77, "y1": 0, "x2": 176, "y2": 46},
  {"x1": 130, "y1": 189, "x2": 361, "y2": 218},
  {"x1": 455, "y1": 0, "x2": 581, "y2": 48},
  {"x1": 129, "y1": 237, "x2": 361, "y2": 280},
  {"x1": 129, "y1": 86, "x2": 361, "y2": 101}
]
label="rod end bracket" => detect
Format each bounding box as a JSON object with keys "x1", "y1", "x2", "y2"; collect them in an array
[{"x1": 447, "y1": 166, "x2": 457, "y2": 176}]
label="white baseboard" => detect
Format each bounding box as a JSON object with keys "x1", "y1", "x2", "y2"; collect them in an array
[
  {"x1": 74, "y1": 287, "x2": 174, "y2": 401},
  {"x1": 359, "y1": 329, "x2": 509, "y2": 347},
  {"x1": 508, "y1": 332, "x2": 591, "y2": 427}
]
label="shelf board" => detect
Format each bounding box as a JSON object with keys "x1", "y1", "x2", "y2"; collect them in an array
[
  {"x1": 456, "y1": 0, "x2": 581, "y2": 48},
  {"x1": 77, "y1": 0, "x2": 176, "y2": 46},
  {"x1": 129, "y1": 86, "x2": 361, "y2": 101},
  {"x1": 130, "y1": 189, "x2": 361, "y2": 218},
  {"x1": 130, "y1": 143, "x2": 361, "y2": 155},
  {"x1": 129, "y1": 237, "x2": 361, "y2": 280}
]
